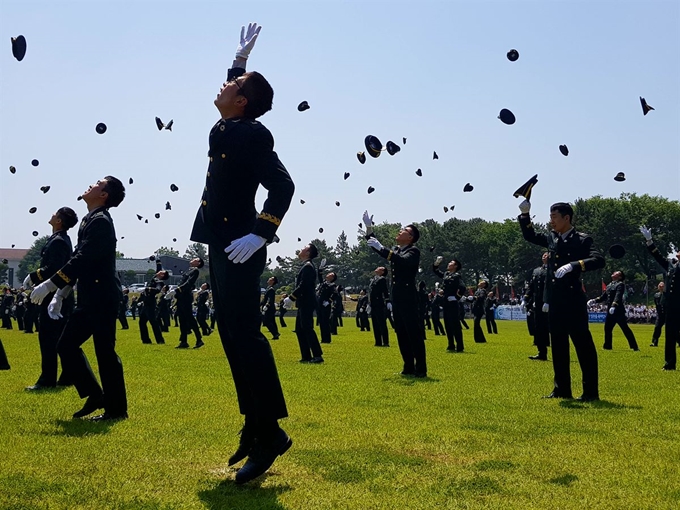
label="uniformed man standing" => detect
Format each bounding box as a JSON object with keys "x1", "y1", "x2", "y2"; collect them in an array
[
  {"x1": 156, "y1": 285, "x2": 171, "y2": 333},
  {"x1": 278, "y1": 293, "x2": 289, "y2": 328},
  {"x1": 650, "y1": 282, "x2": 665, "y2": 347},
  {"x1": 1, "y1": 288, "x2": 13, "y2": 329},
  {"x1": 431, "y1": 289, "x2": 446, "y2": 336},
  {"x1": 471, "y1": 281, "x2": 488, "y2": 344},
  {"x1": 173, "y1": 257, "x2": 203, "y2": 349},
  {"x1": 368, "y1": 266, "x2": 390, "y2": 347},
  {"x1": 23, "y1": 207, "x2": 78, "y2": 390},
  {"x1": 317, "y1": 271, "x2": 337, "y2": 344},
  {"x1": 433, "y1": 257, "x2": 466, "y2": 351},
  {"x1": 589, "y1": 271, "x2": 639, "y2": 351},
  {"x1": 31, "y1": 176, "x2": 128, "y2": 421},
  {"x1": 519, "y1": 200, "x2": 605, "y2": 401},
  {"x1": 195, "y1": 283, "x2": 212, "y2": 337},
  {"x1": 363, "y1": 211, "x2": 425, "y2": 377},
  {"x1": 189, "y1": 23, "x2": 294, "y2": 484},
  {"x1": 138, "y1": 266, "x2": 167, "y2": 345},
  {"x1": 260, "y1": 276, "x2": 280, "y2": 340},
  {"x1": 15, "y1": 289, "x2": 26, "y2": 331},
  {"x1": 485, "y1": 291, "x2": 499, "y2": 335},
  {"x1": 118, "y1": 288, "x2": 129, "y2": 330},
  {"x1": 640, "y1": 226, "x2": 679, "y2": 370},
  {"x1": 525, "y1": 252, "x2": 550, "y2": 361}
]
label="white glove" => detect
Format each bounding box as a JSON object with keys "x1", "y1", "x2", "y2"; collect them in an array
[
  {"x1": 609, "y1": 307, "x2": 616, "y2": 315},
  {"x1": 165, "y1": 290, "x2": 176, "y2": 300},
  {"x1": 386, "y1": 302, "x2": 393, "y2": 312},
  {"x1": 554, "y1": 264, "x2": 573, "y2": 278},
  {"x1": 587, "y1": 299, "x2": 596, "y2": 307},
  {"x1": 322, "y1": 301, "x2": 329, "y2": 307},
  {"x1": 447, "y1": 296, "x2": 457, "y2": 302},
  {"x1": 319, "y1": 258, "x2": 327, "y2": 269},
  {"x1": 435, "y1": 256, "x2": 443, "y2": 266},
  {"x1": 283, "y1": 297, "x2": 293, "y2": 308},
  {"x1": 519, "y1": 199, "x2": 531, "y2": 214},
  {"x1": 30, "y1": 279, "x2": 58, "y2": 304},
  {"x1": 367, "y1": 237, "x2": 385, "y2": 251},
  {"x1": 362, "y1": 210, "x2": 374, "y2": 229},
  {"x1": 224, "y1": 233, "x2": 266, "y2": 263},
  {"x1": 23, "y1": 274, "x2": 33, "y2": 288},
  {"x1": 47, "y1": 295, "x2": 63, "y2": 320},
  {"x1": 639, "y1": 225, "x2": 652, "y2": 241},
  {"x1": 542, "y1": 303, "x2": 549, "y2": 313},
  {"x1": 235, "y1": 22, "x2": 262, "y2": 59},
  {"x1": 366, "y1": 304, "x2": 371, "y2": 314},
  {"x1": 262, "y1": 305, "x2": 268, "y2": 312},
  {"x1": 467, "y1": 295, "x2": 474, "y2": 301}
]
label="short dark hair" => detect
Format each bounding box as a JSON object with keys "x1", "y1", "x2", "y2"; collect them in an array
[
  {"x1": 405, "y1": 224, "x2": 420, "y2": 243},
  {"x1": 618, "y1": 271, "x2": 626, "y2": 280},
  {"x1": 270, "y1": 276, "x2": 278, "y2": 285},
  {"x1": 56, "y1": 207, "x2": 78, "y2": 230},
  {"x1": 451, "y1": 259, "x2": 462, "y2": 272},
  {"x1": 196, "y1": 258, "x2": 205, "y2": 268},
  {"x1": 550, "y1": 202, "x2": 574, "y2": 223},
  {"x1": 308, "y1": 243, "x2": 319, "y2": 260},
  {"x1": 241, "y1": 71, "x2": 274, "y2": 119},
  {"x1": 328, "y1": 272, "x2": 337, "y2": 282},
  {"x1": 204, "y1": 283, "x2": 210, "y2": 289},
  {"x1": 102, "y1": 176, "x2": 125, "y2": 208},
  {"x1": 158, "y1": 271, "x2": 170, "y2": 281},
  {"x1": 381, "y1": 267, "x2": 388, "y2": 277}
]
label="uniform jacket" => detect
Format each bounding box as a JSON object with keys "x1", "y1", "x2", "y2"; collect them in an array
[
  {"x1": 518, "y1": 213, "x2": 605, "y2": 305},
  {"x1": 176, "y1": 268, "x2": 200, "y2": 303},
  {"x1": 472, "y1": 288, "x2": 487, "y2": 316},
  {"x1": 595, "y1": 280, "x2": 626, "y2": 310},
  {"x1": 653, "y1": 291, "x2": 665, "y2": 315},
  {"x1": 647, "y1": 242, "x2": 679, "y2": 308},
  {"x1": 368, "y1": 275, "x2": 390, "y2": 306},
  {"x1": 432, "y1": 266, "x2": 466, "y2": 300},
  {"x1": 29, "y1": 230, "x2": 73, "y2": 285},
  {"x1": 357, "y1": 294, "x2": 368, "y2": 313},
  {"x1": 190, "y1": 68, "x2": 294, "y2": 249},
  {"x1": 369, "y1": 238, "x2": 420, "y2": 303},
  {"x1": 525, "y1": 265, "x2": 547, "y2": 311},
  {"x1": 290, "y1": 260, "x2": 318, "y2": 308},
  {"x1": 51, "y1": 207, "x2": 122, "y2": 306},
  {"x1": 261, "y1": 287, "x2": 276, "y2": 315}
]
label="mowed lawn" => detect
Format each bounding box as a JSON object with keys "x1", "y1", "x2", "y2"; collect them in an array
[{"x1": 1, "y1": 318, "x2": 678, "y2": 510}]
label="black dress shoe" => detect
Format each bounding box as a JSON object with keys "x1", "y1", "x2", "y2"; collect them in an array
[
  {"x1": 543, "y1": 391, "x2": 572, "y2": 399},
  {"x1": 662, "y1": 365, "x2": 676, "y2": 371},
  {"x1": 299, "y1": 359, "x2": 312, "y2": 363},
  {"x1": 235, "y1": 429, "x2": 292, "y2": 484},
  {"x1": 90, "y1": 412, "x2": 128, "y2": 422},
  {"x1": 528, "y1": 354, "x2": 548, "y2": 361},
  {"x1": 73, "y1": 396, "x2": 105, "y2": 418},
  {"x1": 414, "y1": 372, "x2": 427, "y2": 378},
  {"x1": 26, "y1": 383, "x2": 56, "y2": 391},
  {"x1": 400, "y1": 370, "x2": 415, "y2": 376},
  {"x1": 228, "y1": 427, "x2": 256, "y2": 466},
  {"x1": 271, "y1": 336, "x2": 280, "y2": 340},
  {"x1": 602, "y1": 345, "x2": 612, "y2": 350},
  {"x1": 176, "y1": 343, "x2": 189, "y2": 349},
  {"x1": 310, "y1": 356, "x2": 324, "y2": 363},
  {"x1": 575, "y1": 394, "x2": 599, "y2": 402},
  {"x1": 193, "y1": 340, "x2": 205, "y2": 349}
]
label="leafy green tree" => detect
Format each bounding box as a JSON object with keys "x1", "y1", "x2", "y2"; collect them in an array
[
  {"x1": 184, "y1": 243, "x2": 208, "y2": 260},
  {"x1": 18, "y1": 236, "x2": 50, "y2": 280},
  {"x1": 156, "y1": 246, "x2": 180, "y2": 257}
]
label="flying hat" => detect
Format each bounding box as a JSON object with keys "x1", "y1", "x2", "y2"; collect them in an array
[
  {"x1": 614, "y1": 172, "x2": 626, "y2": 182},
  {"x1": 385, "y1": 141, "x2": 401, "y2": 155},
  {"x1": 335, "y1": 201, "x2": 340, "y2": 207},
  {"x1": 164, "y1": 120, "x2": 173, "y2": 131},
  {"x1": 507, "y1": 49, "x2": 519, "y2": 62},
  {"x1": 144, "y1": 219, "x2": 149, "y2": 224},
  {"x1": 463, "y1": 183, "x2": 474, "y2": 192},
  {"x1": 129, "y1": 178, "x2": 133, "y2": 184},
  {"x1": 433, "y1": 151, "x2": 439, "y2": 160},
  {"x1": 31, "y1": 159, "x2": 39, "y2": 167},
  {"x1": 357, "y1": 152, "x2": 366, "y2": 164},
  {"x1": 96, "y1": 123, "x2": 107, "y2": 134},
  {"x1": 402, "y1": 137, "x2": 407, "y2": 144},
  {"x1": 11, "y1": 35, "x2": 26, "y2": 61},
  {"x1": 28, "y1": 207, "x2": 37, "y2": 214},
  {"x1": 344, "y1": 172, "x2": 350, "y2": 180},
  {"x1": 155, "y1": 213, "x2": 160, "y2": 219},
  {"x1": 170, "y1": 184, "x2": 179, "y2": 192},
  {"x1": 367, "y1": 186, "x2": 375, "y2": 194},
  {"x1": 559, "y1": 145, "x2": 569, "y2": 156},
  {"x1": 40, "y1": 186, "x2": 50, "y2": 193},
  {"x1": 173, "y1": 238, "x2": 177, "y2": 242},
  {"x1": 32, "y1": 231, "x2": 38, "y2": 236},
  {"x1": 319, "y1": 227, "x2": 323, "y2": 233},
  {"x1": 300, "y1": 199, "x2": 305, "y2": 204},
  {"x1": 297, "y1": 101, "x2": 310, "y2": 112},
  {"x1": 639, "y1": 97, "x2": 654, "y2": 116},
  {"x1": 498, "y1": 109, "x2": 516, "y2": 125},
  {"x1": 297, "y1": 237, "x2": 301, "y2": 242},
  {"x1": 136, "y1": 214, "x2": 143, "y2": 221},
  {"x1": 443, "y1": 206, "x2": 448, "y2": 213},
  {"x1": 9, "y1": 166, "x2": 16, "y2": 174},
  {"x1": 609, "y1": 244, "x2": 626, "y2": 259},
  {"x1": 1, "y1": 259, "x2": 7, "y2": 264},
  {"x1": 415, "y1": 168, "x2": 422, "y2": 177},
  {"x1": 365, "y1": 136, "x2": 383, "y2": 158},
  {"x1": 165, "y1": 202, "x2": 171, "y2": 210},
  {"x1": 149, "y1": 255, "x2": 156, "y2": 261},
  {"x1": 513, "y1": 174, "x2": 538, "y2": 200}
]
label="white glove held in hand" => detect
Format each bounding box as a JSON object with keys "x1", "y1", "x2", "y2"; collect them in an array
[
  {"x1": 235, "y1": 22, "x2": 262, "y2": 59},
  {"x1": 262, "y1": 305, "x2": 268, "y2": 312},
  {"x1": 319, "y1": 258, "x2": 327, "y2": 269},
  {"x1": 23, "y1": 274, "x2": 33, "y2": 288},
  {"x1": 31, "y1": 279, "x2": 57, "y2": 304},
  {"x1": 322, "y1": 301, "x2": 329, "y2": 307},
  {"x1": 47, "y1": 295, "x2": 63, "y2": 320},
  {"x1": 639, "y1": 225, "x2": 653, "y2": 241},
  {"x1": 609, "y1": 307, "x2": 616, "y2": 315},
  {"x1": 554, "y1": 264, "x2": 573, "y2": 278},
  {"x1": 447, "y1": 296, "x2": 457, "y2": 302},
  {"x1": 542, "y1": 303, "x2": 550, "y2": 313},
  {"x1": 224, "y1": 234, "x2": 266, "y2": 264},
  {"x1": 587, "y1": 299, "x2": 596, "y2": 307},
  {"x1": 519, "y1": 199, "x2": 531, "y2": 214},
  {"x1": 283, "y1": 297, "x2": 293, "y2": 308},
  {"x1": 435, "y1": 256, "x2": 444, "y2": 266},
  {"x1": 367, "y1": 237, "x2": 384, "y2": 251},
  {"x1": 362, "y1": 210, "x2": 374, "y2": 229},
  {"x1": 386, "y1": 302, "x2": 393, "y2": 312}
]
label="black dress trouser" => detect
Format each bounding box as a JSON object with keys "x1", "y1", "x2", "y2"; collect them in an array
[
  {"x1": 443, "y1": 302, "x2": 463, "y2": 351},
  {"x1": 603, "y1": 311, "x2": 638, "y2": 350},
  {"x1": 370, "y1": 304, "x2": 389, "y2": 346},
  {"x1": 393, "y1": 291, "x2": 426, "y2": 375}
]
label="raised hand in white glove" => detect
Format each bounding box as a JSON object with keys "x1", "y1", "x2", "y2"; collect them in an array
[
  {"x1": 283, "y1": 297, "x2": 293, "y2": 308},
  {"x1": 587, "y1": 299, "x2": 596, "y2": 307},
  {"x1": 519, "y1": 199, "x2": 531, "y2": 214},
  {"x1": 542, "y1": 303, "x2": 550, "y2": 313},
  {"x1": 609, "y1": 307, "x2": 616, "y2": 315},
  {"x1": 447, "y1": 295, "x2": 457, "y2": 302},
  {"x1": 367, "y1": 237, "x2": 384, "y2": 251},
  {"x1": 235, "y1": 22, "x2": 262, "y2": 60},
  {"x1": 224, "y1": 233, "x2": 266, "y2": 263},
  {"x1": 319, "y1": 258, "x2": 327, "y2": 269},
  {"x1": 23, "y1": 274, "x2": 33, "y2": 288},
  {"x1": 31, "y1": 279, "x2": 57, "y2": 304},
  {"x1": 47, "y1": 295, "x2": 63, "y2": 320},
  {"x1": 322, "y1": 301, "x2": 329, "y2": 307},
  {"x1": 434, "y1": 256, "x2": 444, "y2": 266},
  {"x1": 639, "y1": 225, "x2": 653, "y2": 242},
  {"x1": 386, "y1": 302, "x2": 393, "y2": 312},
  {"x1": 362, "y1": 210, "x2": 374, "y2": 229},
  {"x1": 554, "y1": 264, "x2": 573, "y2": 278}
]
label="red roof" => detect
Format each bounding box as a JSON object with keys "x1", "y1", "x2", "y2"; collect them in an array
[{"x1": 0, "y1": 248, "x2": 30, "y2": 261}]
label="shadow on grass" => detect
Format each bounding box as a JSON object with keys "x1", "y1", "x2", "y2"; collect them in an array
[
  {"x1": 198, "y1": 478, "x2": 291, "y2": 510},
  {"x1": 549, "y1": 473, "x2": 579, "y2": 486},
  {"x1": 383, "y1": 375, "x2": 442, "y2": 386},
  {"x1": 558, "y1": 399, "x2": 642, "y2": 410},
  {"x1": 48, "y1": 418, "x2": 115, "y2": 436}
]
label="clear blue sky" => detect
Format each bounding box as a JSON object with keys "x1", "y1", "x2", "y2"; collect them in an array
[{"x1": 1, "y1": 0, "x2": 678, "y2": 263}]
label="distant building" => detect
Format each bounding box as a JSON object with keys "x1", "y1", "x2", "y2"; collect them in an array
[{"x1": 0, "y1": 248, "x2": 30, "y2": 288}]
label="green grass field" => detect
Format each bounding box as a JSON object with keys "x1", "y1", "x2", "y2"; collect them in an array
[{"x1": 1, "y1": 319, "x2": 678, "y2": 510}]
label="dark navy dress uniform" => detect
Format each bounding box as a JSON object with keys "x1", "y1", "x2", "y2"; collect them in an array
[
  {"x1": 175, "y1": 267, "x2": 201, "y2": 347},
  {"x1": 471, "y1": 288, "x2": 487, "y2": 344},
  {"x1": 290, "y1": 261, "x2": 323, "y2": 361},
  {"x1": 316, "y1": 277, "x2": 336, "y2": 344},
  {"x1": 646, "y1": 243, "x2": 680, "y2": 369},
  {"x1": 433, "y1": 266, "x2": 465, "y2": 351},
  {"x1": 28, "y1": 230, "x2": 74, "y2": 387},
  {"x1": 594, "y1": 280, "x2": 638, "y2": 350},
  {"x1": 190, "y1": 65, "x2": 294, "y2": 422},
  {"x1": 525, "y1": 264, "x2": 550, "y2": 358},
  {"x1": 651, "y1": 290, "x2": 665, "y2": 346},
  {"x1": 52, "y1": 207, "x2": 127, "y2": 417},
  {"x1": 260, "y1": 286, "x2": 279, "y2": 339},
  {"x1": 368, "y1": 274, "x2": 390, "y2": 346},
  {"x1": 519, "y1": 213, "x2": 604, "y2": 399}
]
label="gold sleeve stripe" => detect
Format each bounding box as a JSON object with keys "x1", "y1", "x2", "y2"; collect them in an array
[
  {"x1": 258, "y1": 212, "x2": 281, "y2": 226},
  {"x1": 36, "y1": 269, "x2": 44, "y2": 281},
  {"x1": 579, "y1": 260, "x2": 586, "y2": 271},
  {"x1": 56, "y1": 270, "x2": 71, "y2": 284},
  {"x1": 387, "y1": 251, "x2": 393, "y2": 261}
]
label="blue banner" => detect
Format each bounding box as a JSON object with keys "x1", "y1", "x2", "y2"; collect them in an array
[{"x1": 495, "y1": 306, "x2": 608, "y2": 323}]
